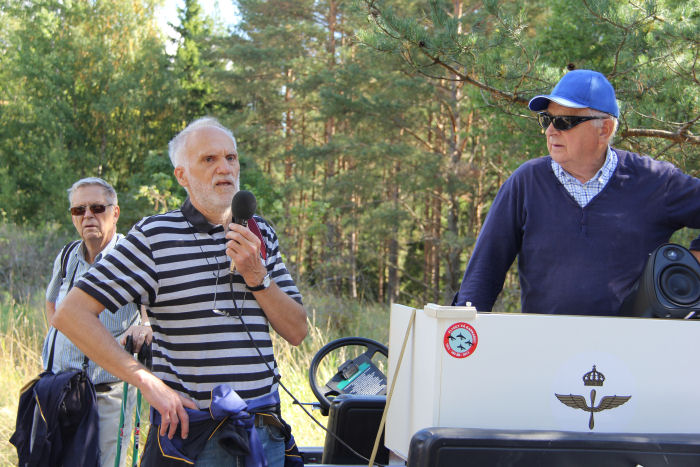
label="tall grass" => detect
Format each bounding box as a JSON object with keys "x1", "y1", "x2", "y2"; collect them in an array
[
  {"x1": 0, "y1": 286, "x2": 390, "y2": 464},
  {"x1": 1, "y1": 293, "x2": 48, "y2": 466},
  {"x1": 0, "y1": 223, "x2": 71, "y2": 301},
  {"x1": 274, "y1": 295, "x2": 390, "y2": 447}
]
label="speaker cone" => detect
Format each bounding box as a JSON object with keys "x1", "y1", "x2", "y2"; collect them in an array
[
  {"x1": 620, "y1": 243, "x2": 700, "y2": 318},
  {"x1": 659, "y1": 265, "x2": 700, "y2": 306}
]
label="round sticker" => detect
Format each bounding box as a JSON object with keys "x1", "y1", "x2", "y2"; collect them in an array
[{"x1": 444, "y1": 322, "x2": 478, "y2": 358}]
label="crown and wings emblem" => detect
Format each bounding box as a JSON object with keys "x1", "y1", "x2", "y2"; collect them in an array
[{"x1": 555, "y1": 365, "x2": 631, "y2": 430}]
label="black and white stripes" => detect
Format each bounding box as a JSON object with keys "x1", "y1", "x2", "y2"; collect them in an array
[{"x1": 76, "y1": 200, "x2": 302, "y2": 408}]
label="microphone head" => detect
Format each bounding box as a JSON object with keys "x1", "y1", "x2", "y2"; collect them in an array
[{"x1": 231, "y1": 190, "x2": 257, "y2": 222}]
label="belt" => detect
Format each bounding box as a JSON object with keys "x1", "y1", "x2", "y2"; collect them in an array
[
  {"x1": 94, "y1": 382, "x2": 118, "y2": 393},
  {"x1": 254, "y1": 412, "x2": 284, "y2": 429}
]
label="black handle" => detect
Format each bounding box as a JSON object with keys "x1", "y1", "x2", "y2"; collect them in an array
[{"x1": 124, "y1": 334, "x2": 134, "y2": 354}]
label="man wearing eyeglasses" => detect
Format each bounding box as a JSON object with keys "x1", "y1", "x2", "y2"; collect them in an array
[
  {"x1": 453, "y1": 69, "x2": 700, "y2": 316},
  {"x1": 42, "y1": 177, "x2": 151, "y2": 466}
]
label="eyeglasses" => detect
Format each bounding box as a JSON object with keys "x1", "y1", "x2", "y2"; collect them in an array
[
  {"x1": 537, "y1": 112, "x2": 609, "y2": 131},
  {"x1": 69, "y1": 204, "x2": 113, "y2": 216}
]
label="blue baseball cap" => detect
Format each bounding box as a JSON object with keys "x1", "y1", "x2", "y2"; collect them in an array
[{"x1": 528, "y1": 70, "x2": 619, "y2": 118}]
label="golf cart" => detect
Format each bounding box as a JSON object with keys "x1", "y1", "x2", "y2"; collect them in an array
[{"x1": 299, "y1": 245, "x2": 700, "y2": 466}]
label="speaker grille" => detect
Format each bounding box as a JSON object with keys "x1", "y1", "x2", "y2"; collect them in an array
[
  {"x1": 659, "y1": 265, "x2": 700, "y2": 306},
  {"x1": 620, "y1": 243, "x2": 700, "y2": 318}
]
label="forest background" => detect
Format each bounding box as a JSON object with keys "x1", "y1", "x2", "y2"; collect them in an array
[
  {"x1": 2, "y1": 0, "x2": 699, "y2": 309},
  {"x1": 1, "y1": 0, "x2": 699, "y2": 462}
]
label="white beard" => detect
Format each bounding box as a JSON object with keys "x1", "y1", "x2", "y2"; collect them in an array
[{"x1": 187, "y1": 176, "x2": 239, "y2": 216}]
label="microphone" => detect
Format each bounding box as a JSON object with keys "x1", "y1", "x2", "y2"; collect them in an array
[{"x1": 229, "y1": 190, "x2": 257, "y2": 273}]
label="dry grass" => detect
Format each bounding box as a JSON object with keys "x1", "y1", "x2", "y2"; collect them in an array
[
  {"x1": 1, "y1": 295, "x2": 48, "y2": 466},
  {"x1": 1, "y1": 288, "x2": 390, "y2": 464},
  {"x1": 274, "y1": 293, "x2": 390, "y2": 447}
]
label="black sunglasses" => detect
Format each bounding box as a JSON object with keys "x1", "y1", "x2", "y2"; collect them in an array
[
  {"x1": 69, "y1": 204, "x2": 113, "y2": 216},
  {"x1": 537, "y1": 112, "x2": 609, "y2": 131}
]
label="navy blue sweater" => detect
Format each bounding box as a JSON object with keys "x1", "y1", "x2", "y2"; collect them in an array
[{"x1": 453, "y1": 149, "x2": 700, "y2": 316}]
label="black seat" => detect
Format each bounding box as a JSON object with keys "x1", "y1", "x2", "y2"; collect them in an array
[{"x1": 322, "y1": 394, "x2": 389, "y2": 465}]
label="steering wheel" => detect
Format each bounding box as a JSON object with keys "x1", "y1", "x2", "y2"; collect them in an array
[{"x1": 309, "y1": 337, "x2": 389, "y2": 415}]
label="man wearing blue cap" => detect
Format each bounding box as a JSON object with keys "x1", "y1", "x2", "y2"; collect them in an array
[{"x1": 452, "y1": 69, "x2": 700, "y2": 316}]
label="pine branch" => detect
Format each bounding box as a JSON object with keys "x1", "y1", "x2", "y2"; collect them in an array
[
  {"x1": 363, "y1": 0, "x2": 699, "y2": 146},
  {"x1": 621, "y1": 128, "x2": 699, "y2": 144}
]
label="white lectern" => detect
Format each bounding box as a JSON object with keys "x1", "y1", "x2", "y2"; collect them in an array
[{"x1": 385, "y1": 303, "x2": 700, "y2": 459}]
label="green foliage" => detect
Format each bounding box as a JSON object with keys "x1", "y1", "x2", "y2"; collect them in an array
[
  {"x1": 356, "y1": 0, "x2": 699, "y2": 304},
  {"x1": 1, "y1": 0, "x2": 698, "y2": 309},
  {"x1": 0, "y1": 223, "x2": 71, "y2": 300},
  {"x1": 172, "y1": 0, "x2": 218, "y2": 121},
  {"x1": 1, "y1": 1, "x2": 699, "y2": 454},
  {"x1": 0, "y1": 0, "x2": 180, "y2": 229},
  {"x1": 122, "y1": 149, "x2": 187, "y2": 228}
]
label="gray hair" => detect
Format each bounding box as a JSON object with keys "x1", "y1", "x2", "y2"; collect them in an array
[
  {"x1": 168, "y1": 117, "x2": 238, "y2": 168},
  {"x1": 587, "y1": 108, "x2": 619, "y2": 144},
  {"x1": 67, "y1": 177, "x2": 118, "y2": 205}
]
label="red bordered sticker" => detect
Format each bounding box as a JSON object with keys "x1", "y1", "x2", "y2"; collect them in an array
[{"x1": 444, "y1": 322, "x2": 478, "y2": 358}]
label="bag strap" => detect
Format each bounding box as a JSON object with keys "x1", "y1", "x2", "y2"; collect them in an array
[
  {"x1": 45, "y1": 240, "x2": 78, "y2": 371},
  {"x1": 47, "y1": 327, "x2": 90, "y2": 375},
  {"x1": 46, "y1": 327, "x2": 59, "y2": 372},
  {"x1": 60, "y1": 240, "x2": 81, "y2": 280},
  {"x1": 54, "y1": 240, "x2": 90, "y2": 374}
]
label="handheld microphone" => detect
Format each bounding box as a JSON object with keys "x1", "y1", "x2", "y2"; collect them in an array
[{"x1": 229, "y1": 190, "x2": 257, "y2": 273}]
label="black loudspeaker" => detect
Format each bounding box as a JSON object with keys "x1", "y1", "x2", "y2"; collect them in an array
[{"x1": 620, "y1": 243, "x2": 700, "y2": 319}]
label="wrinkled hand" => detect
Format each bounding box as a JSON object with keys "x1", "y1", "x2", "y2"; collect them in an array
[
  {"x1": 140, "y1": 373, "x2": 198, "y2": 439},
  {"x1": 226, "y1": 223, "x2": 267, "y2": 287},
  {"x1": 120, "y1": 324, "x2": 153, "y2": 353}
]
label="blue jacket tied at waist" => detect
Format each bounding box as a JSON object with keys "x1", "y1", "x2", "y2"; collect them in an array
[{"x1": 150, "y1": 386, "x2": 280, "y2": 467}]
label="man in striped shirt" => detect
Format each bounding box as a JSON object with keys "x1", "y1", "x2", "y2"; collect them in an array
[{"x1": 53, "y1": 118, "x2": 308, "y2": 466}]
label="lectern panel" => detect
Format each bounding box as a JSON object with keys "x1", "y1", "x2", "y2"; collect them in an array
[{"x1": 386, "y1": 304, "x2": 700, "y2": 459}]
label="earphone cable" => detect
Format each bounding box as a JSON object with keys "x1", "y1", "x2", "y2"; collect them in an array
[{"x1": 227, "y1": 274, "x2": 386, "y2": 467}]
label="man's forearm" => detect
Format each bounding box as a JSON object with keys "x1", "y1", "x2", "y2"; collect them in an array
[
  {"x1": 53, "y1": 287, "x2": 197, "y2": 438},
  {"x1": 252, "y1": 284, "x2": 308, "y2": 346},
  {"x1": 692, "y1": 250, "x2": 700, "y2": 264},
  {"x1": 52, "y1": 287, "x2": 148, "y2": 386}
]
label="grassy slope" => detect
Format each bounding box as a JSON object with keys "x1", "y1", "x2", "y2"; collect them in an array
[{"x1": 0, "y1": 289, "x2": 390, "y2": 465}]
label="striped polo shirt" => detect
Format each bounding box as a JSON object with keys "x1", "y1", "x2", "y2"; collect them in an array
[
  {"x1": 75, "y1": 199, "x2": 302, "y2": 408},
  {"x1": 42, "y1": 234, "x2": 140, "y2": 384}
]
